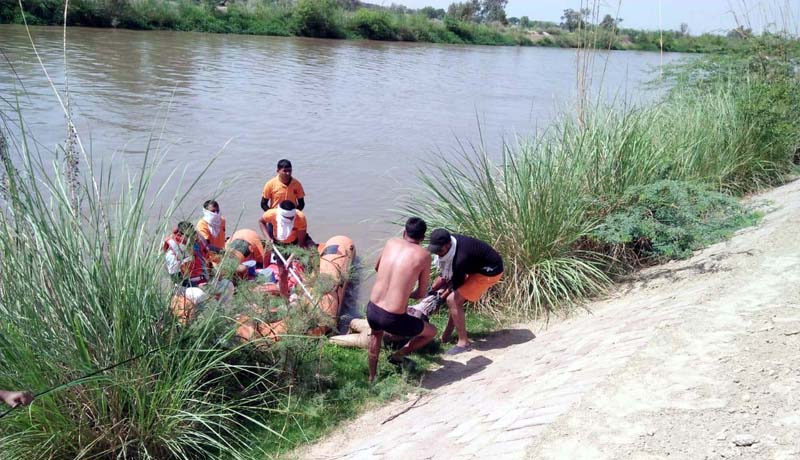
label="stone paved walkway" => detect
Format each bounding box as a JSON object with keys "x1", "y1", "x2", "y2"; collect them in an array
[{"x1": 298, "y1": 179, "x2": 800, "y2": 460}]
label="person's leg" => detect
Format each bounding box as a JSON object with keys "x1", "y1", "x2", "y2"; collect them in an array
[
  {"x1": 441, "y1": 315, "x2": 455, "y2": 343},
  {"x1": 391, "y1": 322, "x2": 437, "y2": 360},
  {"x1": 446, "y1": 289, "x2": 469, "y2": 347},
  {"x1": 368, "y1": 330, "x2": 384, "y2": 383}
]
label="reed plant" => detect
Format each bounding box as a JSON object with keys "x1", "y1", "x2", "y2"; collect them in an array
[
  {"x1": 407, "y1": 46, "x2": 798, "y2": 318},
  {"x1": 408, "y1": 141, "x2": 610, "y2": 318},
  {"x1": 0, "y1": 119, "x2": 288, "y2": 459}
]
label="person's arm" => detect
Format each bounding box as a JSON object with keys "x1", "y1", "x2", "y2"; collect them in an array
[
  {"x1": 0, "y1": 390, "x2": 33, "y2": 408},
  {"x1": 258, "y1": 215, "x2": 273, "y2": 242},
  {"x1": 296, "y1": 182, "x2": 306, "y2": 210},
  {"x1": 295, "y1": 214, "x2": 308, "y2": 247},
  {"x1": 368, "y1": 330, "x2": 384, "y2": 383},
  {"x1": 430, "y1": 276, "x2": 446, "y2": 293},
  {"x1": 410, "y1": 258, "x2": 431, "y2": 300},
  {"x1": 374, "y1": 253, "x2": 382, "y2": 271},
  {"x1": 261, "y1": 182, "x2": 273, "y2": 211},
  {"x1": 297, "y1": 228, "x2": 308, "y2": 248}
]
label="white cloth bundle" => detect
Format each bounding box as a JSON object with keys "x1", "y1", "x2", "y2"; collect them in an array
[
  {"x1": 276, "y1": 207, "x2": 297, "y2": 241},
  {"x1": 408, "y1": 294, "x2": 441, "y2": 319},
  {"x1": 164, "y1": 239, "x2": 191, "y2": 275}
]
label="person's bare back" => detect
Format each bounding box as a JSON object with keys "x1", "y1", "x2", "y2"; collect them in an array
[
  {"x1": 365, "y1": 218, "x2": 437, "y2": 382},
  {"x1": 370, "y1": 237, "x2": 431, "y2": 313}
]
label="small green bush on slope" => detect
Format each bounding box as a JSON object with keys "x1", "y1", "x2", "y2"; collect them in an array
[{"x1": 592, "y1": 180, "x2": 760, "y2": 261}]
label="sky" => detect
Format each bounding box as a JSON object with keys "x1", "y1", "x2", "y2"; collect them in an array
[{"x1": 382, "y1": 1, "x2": 800, "y2": 35}]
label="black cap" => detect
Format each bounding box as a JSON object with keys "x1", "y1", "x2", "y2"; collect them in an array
[{"x1": 427, "y1": 228, "x2": 451, "y2": 253}]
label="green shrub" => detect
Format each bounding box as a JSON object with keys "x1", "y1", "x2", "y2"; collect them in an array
[
  {"x1": 291, "y1": 0, "x2": 343, "y2": 38},
  {"x1": 592, "y1": 180, "x2": 759, "y2": 261},
  {"x1": 348, "y1": 8, "x2": 396, "y2": 40}
]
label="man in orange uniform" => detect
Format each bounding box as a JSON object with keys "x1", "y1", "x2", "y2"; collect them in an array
[
  {"x1": 196, "y1": 200, "x2": 226, "y2": 253},
  {"x1": 258, "y1": 200, "x2": 310, "y2": 247},
  {"x1": 260, "y1": 159, "x2": 305, "y2": 211}
]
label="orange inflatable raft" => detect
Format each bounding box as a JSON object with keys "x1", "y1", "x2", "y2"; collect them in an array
[{"x1": 234, "y1": 235, "x2": 356, "y2": 343}]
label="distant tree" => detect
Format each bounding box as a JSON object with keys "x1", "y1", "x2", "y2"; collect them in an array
[
  {"x1": 679, "y1": 22, "x2": 689, "y2": 36},
  {"x1": 481, "y1": 0, "x2": 507, "y2": 24},
  {"x1": 336, "y1": 0, "x2": 360, "y2": 11},
  {"x1": 389, "y1": 3, "x2": 408, "y2": 14},
  {"x1": 727, "y1": 25, "x2": 752, "y2": 38},
  {"x1": 519, "y1": 15, "x2": 531, "y2": 29},
  {"x1": 292, "y1": 0, "x2": 344, "y2": 38},
  {"x1": 447, "y1": 1, "x2": 480, "y2": 22},
  {"x1": 560, "y1": 7, "x2": 589, "y2": 32},
  {"x1": 599, "y1": 14, "x2": 621, "y2": 30},
  {"x1": 508, "y1": 16, "x2": 519, "y2": 26},
  {"x1": 420, "y1": 6, "x2": 446, "y2": 19}
]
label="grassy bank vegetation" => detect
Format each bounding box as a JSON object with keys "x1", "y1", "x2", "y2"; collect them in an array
[
  {"x1": 407, "y1": 35, "x2": 800, "y2": 318},
  {"x1": 0, "y1": 101, "x2": 495, "y2": 457},
  {"x1": 0, "y1": 119, "x2": 427, "y2": 458},
  {"x1": 0, "y1": 0, "x2": 754, "y2": 51},
  {"x1": 1, "y1": 19, "x2": 798, "y2": 460}
]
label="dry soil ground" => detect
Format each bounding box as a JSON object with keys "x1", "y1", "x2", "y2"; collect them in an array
[{"x1": 298, "y1": 178, "x2": 800, "y2": 460}]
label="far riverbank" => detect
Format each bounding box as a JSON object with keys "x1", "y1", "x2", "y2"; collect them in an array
[{"x1": 3, "y1": 0, "x2": 744, "y2": 53}]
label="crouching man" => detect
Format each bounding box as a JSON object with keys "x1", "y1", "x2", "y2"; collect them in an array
[
  {"x1": 366, "y1": 217, "x2": 437, "y2": 382},
  {"x1": 428, "y1": 229, "x2": 503, "y2": 355}
]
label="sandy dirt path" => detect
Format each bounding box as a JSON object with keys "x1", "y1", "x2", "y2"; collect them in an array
[{"x1": 297, "y1": 179, "x2": 800, "y2": 460}]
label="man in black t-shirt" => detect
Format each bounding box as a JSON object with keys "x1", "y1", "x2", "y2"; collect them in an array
[{"x1": 428, "y1": 228, "x2": 503, "y2": 355}]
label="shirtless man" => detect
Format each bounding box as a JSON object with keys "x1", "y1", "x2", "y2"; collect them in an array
[{"x1": 366, "y1": 217, "x2": 437, "y2": 382}]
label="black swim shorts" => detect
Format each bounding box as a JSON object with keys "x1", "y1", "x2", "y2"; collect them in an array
[{"x1": 366, "y1": 301, "x2": 424, "y2": 337}]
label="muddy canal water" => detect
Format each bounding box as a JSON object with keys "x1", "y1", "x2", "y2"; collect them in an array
[{"x1": 0, "y1": 25, "x2": 685, "y2": 303}]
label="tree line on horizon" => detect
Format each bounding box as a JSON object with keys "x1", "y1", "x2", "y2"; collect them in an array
[{"x1": 0, "y1": 0, "x2": 781, "y2": 51}]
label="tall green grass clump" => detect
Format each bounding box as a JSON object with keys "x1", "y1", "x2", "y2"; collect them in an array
[
  {"x1": 0, "y1": 120, "x2": 286, "y2": 458},
  {"x1": 408, "y1": 142, "x2": 611, "y2": 318},
  {"x1": 408, "y1": 37, "x2": 799, "y2": 318}
]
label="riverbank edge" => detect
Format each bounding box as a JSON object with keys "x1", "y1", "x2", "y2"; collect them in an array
[
  {"x1": 297, "y1": 176, "x2": 800, "y2": 460},
  {"x1": 264, "y1": 182, "x2": 772, "y2": 457},
  {"x1": 1, "y1": 3, "x2": 743, "y2": 53}
]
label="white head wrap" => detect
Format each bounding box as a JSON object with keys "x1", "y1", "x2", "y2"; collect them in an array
[
  {"x1": 434, "y1": 236, "x2": 458, "y2": 281},
  {"x1": 202, "y1": 209, "x2": 222, "y2": 237},
  {"x1": 276, "y1": 207, "x2": 297, "y2": 241}
]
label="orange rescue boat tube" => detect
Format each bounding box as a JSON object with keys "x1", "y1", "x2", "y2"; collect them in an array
[
  {"x1": 311, "y1": 235, "x2": 356, "y2": 335},
  {"x1": 234, "y1": 235, "x2": 355, "y2": 343}
]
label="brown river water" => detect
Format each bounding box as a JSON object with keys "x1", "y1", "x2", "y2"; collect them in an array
[{"x1": 0, "y1": 25, "x2": 685, "y2": 305}]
